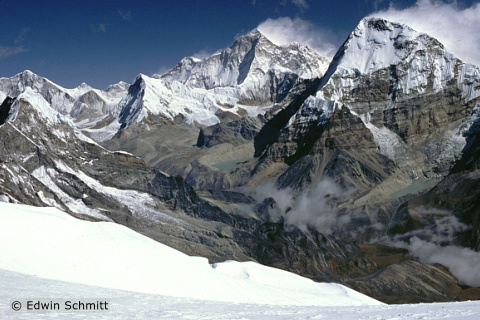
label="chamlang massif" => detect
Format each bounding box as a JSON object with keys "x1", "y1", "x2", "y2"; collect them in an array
[{"x1": 1, "y1": 17, "x2": 480, "y2": 304}]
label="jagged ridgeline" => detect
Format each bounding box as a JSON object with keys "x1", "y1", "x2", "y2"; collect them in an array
[{"x1": 1, "y1": 17, "x2": 479, "y2": 303}]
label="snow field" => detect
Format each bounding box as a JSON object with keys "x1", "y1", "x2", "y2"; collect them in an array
[
  {"x1": 0, "y1": 202, "x2": 380, "y2": 307},
  {"x1": 1, "y1": 268, "x2": 479, "y2": 319}
]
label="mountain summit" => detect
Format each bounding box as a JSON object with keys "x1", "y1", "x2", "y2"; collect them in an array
[
  {"x1": 159, "y1": 29, "x2": 329, "y2": 90},
  {"x1": 115, "y1": 29, "x2": 329, "y2": 130},
  {"x1": 318, "y1": 17, "x2": 480, "y2": 102}
]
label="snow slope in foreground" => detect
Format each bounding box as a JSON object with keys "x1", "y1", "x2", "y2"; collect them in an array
[
  {"x1": 0, "y1": 202, "x2": 379, "y2": 307},
  {"x1": 1, "y1": 269, "x2": 480, "y2": 320}
]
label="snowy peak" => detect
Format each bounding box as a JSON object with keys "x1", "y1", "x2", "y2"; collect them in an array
[
  {"x1": 0, "y1": 70, "x2": 71, "y2": 102},
  {"x1": 106, "y1": 81, "x2": 130, "y2": 94},
  {"x1": 0, "y1": 70, "x2": 128, "y2": 142},
  {"x1": 0, "y1": 70, "x2": 126, "y2": 117},
  {"x1": 339, "y1": 18, "x2": 448, "y2": 75},
  {"x1": 117, "y1": 30, "x2": 330, "y2": 130},
  {"x1": 318, "y1": 17, "x2": 480, "y2": 100},
  {"x1": 160, "y1": 28, "x2": 329, "y2": 89}
]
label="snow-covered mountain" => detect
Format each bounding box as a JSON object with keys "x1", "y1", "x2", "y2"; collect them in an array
[
  {"x1": 248, "y1": 17, "x2": 480, "y2": 299},
  {"x1": 261, "y1": 17, "x2": 480, "y2": 172},
  {"x1": 0, "y1": 70, "x2": 128, "y2": 141},
  {"x1": 0, "y1": 30, "x2": 328, "y2": 141},
  {"x1": 281, "y1": 17, "x2": 480, "y2": 130},
  {"x1": 0, "y1": 70, "x2": 127, "y2": 121},
  {"x1": 318, "y1": 18, "x2": 480, "y2": 102},
  {"x1": 160, "y1": 29, "x2": 328, "y2": 89},
  {"x1": 116, "y1": 30, "x2": 329, "y2": 130}
]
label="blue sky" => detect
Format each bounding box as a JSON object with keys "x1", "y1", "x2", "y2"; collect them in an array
[{"x1": 0, "y1": 0, "x2": 478, "y2": 89}]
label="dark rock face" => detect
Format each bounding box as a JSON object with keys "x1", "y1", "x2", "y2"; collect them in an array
[
  {"x1": 392, "y1": 115, "x2": 480, "y2": 251},
  {"x1": 196, "y1": 116, "x2": 263, "y2": 149},
  {"x1": 0, "y1": 96, "x2": 15, "y2": 125},
  {"x1": 274, "y1": 105, "x2": 395, "y2": 191},
  {"x1": 254, "y1": 78, "x2": 323, "y2": 157},
  {"x1": 347, "y1": 260, "x2": 462, "y2": 304}
]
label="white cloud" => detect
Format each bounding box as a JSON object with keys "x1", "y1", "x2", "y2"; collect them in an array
[
  {"x1": 14, "y1": 28, "x2": 29, "y2": 45},
  {"x1": 372, "y1": 0, "x2": 384, "y2": 10},
  {"x1": 284, "y1": 178, "x2": 354, "y2": 235},
  {"x1": 0, "y1": 46, "x2": 25, "y2": 59},
  {"x1": 377, "y1": 203, "x2": 479, "y2": 287},
  {"x1": 91, "y1": 23, "x2": 107, "y2": 34},
  {"x1": 257, "y1": 17, "x2": 338, "y2": 58},
  {"x1": 368, "y1": 0, "x2": 480, "y2": 66},
  {"x1": 401, "y1": 237, "x2": 480, "y2": 287},
  {"x1": 292, "y1": 0, "x2": 309, "y2": 9},
  {"x1": 254, "y1": 178, "x2": 353, "y2": 235},
  {"x1": 0, "y1": 29, "x2": 28, "y2": 59},
  {"x1": 98, "y1": 24, "x2": 106, "y2": 33},
  {"x1": 118, "y1": 9, "x2": 132, "y2": 21},
  {"x1": 155, "y1": 65, "x2": 172, "y2": 76}
]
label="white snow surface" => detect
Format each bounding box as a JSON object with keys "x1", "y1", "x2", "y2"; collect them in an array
[
  {"x1": 31, "y1": 166, "x2": 109, "y2": 221},
  {"x1": 360, "y1": 113, "x2": 409, "y2": 160},
  {"x1": 13, "y1": 88, "x2": 60, "y2": 124},
  {"x1": 1, "y1": 269, "x2": 479, "y2": 320},
  {"x1": 0, "y1": 202, "x2": 380, "y2": 308}
]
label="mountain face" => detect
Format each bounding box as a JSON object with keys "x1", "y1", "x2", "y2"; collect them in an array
[
  {"x1": 115, "y1": 30, "x2": 328, "y2": 130},
  {"x1": 0, "y1": 70, "x2": 128, "y2": 142},
  {"x1": 258, "y1": 18, "x2": 479, "y2": 172},
  {"x1": 252, "y1": 17, "x2": 480, "y2": 231},
  {"x1": 0, "y1": 84, "x2": 369, "y2": 275},
  {"x1": 160, "y1": 30, "x2": 328, "y2": 94},
  {"x1": 1, "y1": 19, "x2": 480, "y2": 304}
]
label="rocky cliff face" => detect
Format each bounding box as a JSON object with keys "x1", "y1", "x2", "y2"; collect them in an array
[
  {"x1": 388, "y1": 109, "x2": 480, "y2": 252},
  {"x1": 0, "y1": 89, "x2": 370, "y2": 284},
  {"x1": 251, "y1": 18, "x2": 480, "y2": 237}
]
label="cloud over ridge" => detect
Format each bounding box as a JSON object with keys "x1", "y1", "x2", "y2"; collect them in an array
[{"x1": 257, "y1": 17, "x2": 338, "y2": 58}]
